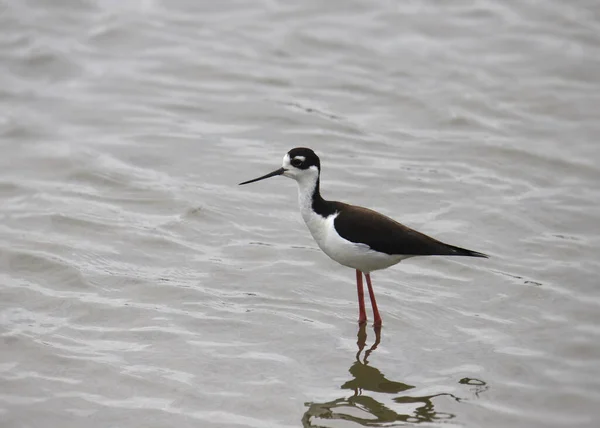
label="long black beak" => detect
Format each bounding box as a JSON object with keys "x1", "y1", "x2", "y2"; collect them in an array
[{"x1": 239, "y1": 167, "x2": 286, "y2": 185}]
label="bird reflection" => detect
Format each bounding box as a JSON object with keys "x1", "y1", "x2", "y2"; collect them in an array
[{"x1": 302, "y1": 325, "x2": 485, "y2": 427}]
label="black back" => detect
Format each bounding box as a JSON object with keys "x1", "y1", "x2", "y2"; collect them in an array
[
  {"x1": 296, "y1": 147, "x2": 488, "y2": 258},
  {"x1": 332, "y1": 203, "x2": 487, "y2": 257}
]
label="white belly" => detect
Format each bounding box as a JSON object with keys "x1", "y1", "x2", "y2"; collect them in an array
[{"x1": 302, "y1": 211, "x2": 409, "y2": 273}]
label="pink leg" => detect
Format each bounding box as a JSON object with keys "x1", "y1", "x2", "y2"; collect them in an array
[
  {"x1": 365, "y1": 273, "x2": 382, "y2": 327},
  {"x1": 356, "y1": 270, "x2": 367, "y2": 324}
]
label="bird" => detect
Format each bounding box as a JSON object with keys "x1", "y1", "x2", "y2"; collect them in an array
[{"x1": 239, "y1": 147, "x2": 488, "y2": 327}]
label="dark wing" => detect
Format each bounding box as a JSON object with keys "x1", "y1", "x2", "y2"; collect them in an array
[{"x1": 333, "y1": 203, "x2": 488, "y2": 257}]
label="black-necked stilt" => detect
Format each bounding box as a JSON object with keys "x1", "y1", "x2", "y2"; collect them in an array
[{"x1": 239, "y1": 148, "x2": 488, "y2": 327}]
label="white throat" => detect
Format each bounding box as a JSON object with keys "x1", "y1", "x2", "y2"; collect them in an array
[
  {"x1": 295, "y1": 171, "x2": 320, "y2": 223},
  {"x1": 293, "y1": 169, "x2": 337, "y2": 259}
]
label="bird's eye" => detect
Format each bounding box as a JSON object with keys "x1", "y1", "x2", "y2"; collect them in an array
[{"x1": 291, "y1": 158, "x2": 303, "y2": 167}]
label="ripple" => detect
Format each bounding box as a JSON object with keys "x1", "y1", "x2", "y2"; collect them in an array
[{"x1": 1, "y1": 0, "x2": 600, "y2": 427}]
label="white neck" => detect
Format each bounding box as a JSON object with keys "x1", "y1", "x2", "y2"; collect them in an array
[
  {"x1": 293, "y1": 169, "x2": 335, "y2": 256},
  {"x1": 296, "y1": 172, "x2": 319, "y2": 222}
]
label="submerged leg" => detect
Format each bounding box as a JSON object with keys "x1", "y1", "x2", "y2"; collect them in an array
[
  {"x1": 356, "y1": 269, "x2": 367, "y2": 324},
  {"x1": 364, "y1": 325, "x2": 382, "y2": 363},
  {"x1": 356, "y1": 323, "x2": 367, "y2": 361},
  {"x1": 365, "y1": 273, "x2": 382, "y2": 327}
]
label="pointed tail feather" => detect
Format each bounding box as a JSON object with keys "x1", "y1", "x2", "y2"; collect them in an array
[{"x1": 447, "y1": 245, "x2": 489, "y2": 258}]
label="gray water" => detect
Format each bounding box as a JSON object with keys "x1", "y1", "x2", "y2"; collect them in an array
[{"x1": 1, "y1": 0, "x2": 600, "y2": 427}]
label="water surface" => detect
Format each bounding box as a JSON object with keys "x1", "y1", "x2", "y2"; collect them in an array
[{"x1": 1, "y1": 0, "x2": 599, "y2": 427}]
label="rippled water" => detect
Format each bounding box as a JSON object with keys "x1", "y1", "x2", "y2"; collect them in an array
[{"x1": 1, "y1": 0, "x2": 600, "y2": 427}]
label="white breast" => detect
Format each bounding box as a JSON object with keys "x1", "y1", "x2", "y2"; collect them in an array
[{"x1": 296, "y1": 181, "x2": 407, "y2": 273}]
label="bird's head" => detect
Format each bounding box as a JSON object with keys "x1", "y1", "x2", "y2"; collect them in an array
[{"x1": 239, "y1": 147, "x2": 321, "y2": 186}]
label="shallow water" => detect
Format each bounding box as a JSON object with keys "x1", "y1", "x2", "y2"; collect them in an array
[{"x1": 1, "y1": 0, "x2": 600, "y2": 427}]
